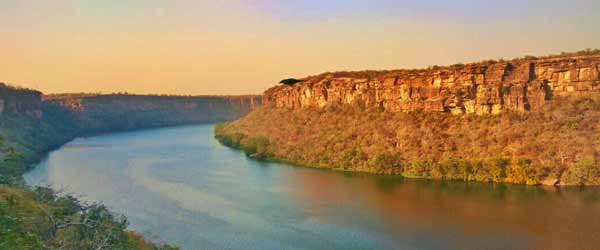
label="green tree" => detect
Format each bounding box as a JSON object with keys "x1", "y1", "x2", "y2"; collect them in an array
[{"x1": 562, "y1": 156, "x2": 599, "y2": 185}]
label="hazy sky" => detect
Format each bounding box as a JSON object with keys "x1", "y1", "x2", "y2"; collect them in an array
[{"x1": 1, "y1": 1, "x2": 599, "y2": 95}]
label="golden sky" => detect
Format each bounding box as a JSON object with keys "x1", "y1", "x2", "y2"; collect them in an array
[{"x1": 1, "y1": 1, "x2": 599, "y2": 95}]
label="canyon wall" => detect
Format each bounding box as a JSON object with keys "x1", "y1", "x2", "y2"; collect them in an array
[
  {"x1": 218, "y1": 50, "x2": 600, "y2": 185},
  {"x1": 45, "y1": 94, "x2": 260, "y2": 119},
  {"x1": 265, "y1": 53, "x2": 600, "y2": 115},
  {"x1": 42, "y1": 93, "x2": 261, "y2": 133},
  {"x1": 0, "y1": 87, "x2": 260, "y2": 169}
]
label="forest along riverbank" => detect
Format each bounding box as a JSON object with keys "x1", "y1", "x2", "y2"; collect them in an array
[
  {"x1": 216, "y1": 51, "x2": 600, "y2": 186},
  {"x1": 0, "y1": 83, "x2": 259, "y2": 249},
  {"x1": 25, "y1": 124, "x2": 600, "y2": 250}
]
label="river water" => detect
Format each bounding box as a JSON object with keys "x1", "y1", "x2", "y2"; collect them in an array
[{"x1": 25, "y1": 124, "x2": 600, "y2": 250}]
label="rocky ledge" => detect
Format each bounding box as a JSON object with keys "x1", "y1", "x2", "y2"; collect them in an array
[{"x1": 265, "y1": 51, "x2": 600, "y2": 115}]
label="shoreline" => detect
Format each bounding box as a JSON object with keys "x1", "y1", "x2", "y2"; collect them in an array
[
  {"x1": 214, "y1": 121, "x2": 598, "y2": 187},
  {"x1": 215, "y1": 134, "x2": 582, "y2": 187}
]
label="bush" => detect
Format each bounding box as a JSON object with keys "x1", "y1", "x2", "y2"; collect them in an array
[
  {"x1": 279, "y1": 78, "x2": 301, "y2": 85},
  {"x1": 489, "y1": 158, "x2": 508, "y2": 182},
  {"x1": 562, "y1": 156, "x2": 599, "y2": 186},
  {"x1": 504, "y1": 159, "x2": 539, "y2": 185},
  {"x1": 242, "y1": 136, "x2": 271, "y2": 158},
  {"x1": 369, "y1": 152, "x2": 403, "y2": 170},
  {"x1": 0, "y1": 186, "x2": 179, "y2": 250},
  {"x1": 340, "y1": 147, "x2": 366, "y2": 169}
]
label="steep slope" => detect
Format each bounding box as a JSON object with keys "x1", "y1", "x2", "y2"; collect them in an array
[
  {"x1": 0, "y1": 185, "x2": 179, "y2": 250},
  {"x1": 43, "y1": 93, "x2": 260, "y2": 135},
  {"x1": 216, "y1": 50, "x2": 600, "y2": 186},
  {"x1": 0, "y1": 87, "x2": 260, "y2": 179},
  {"x1": 265, "y1": 51, "x2": 600, "y2": 115},
  {"x1": 0, "y1": 84, "x2": 259, "y2": 249}
]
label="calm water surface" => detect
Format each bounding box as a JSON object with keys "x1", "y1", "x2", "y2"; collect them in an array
[{"x1": 25, "y1": 125, "x2": 600, "y2": 250}]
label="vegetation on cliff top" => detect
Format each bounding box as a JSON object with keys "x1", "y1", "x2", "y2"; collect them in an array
[
  {"x1": 215, "y1": 95, "x2": 600, "y2": 186},
  {"x1": 279, "y1": 78, "x2": 302, "y2": 86},
  {"x1": 299, "y1": 48, "x2": 600, "y2": 81}
]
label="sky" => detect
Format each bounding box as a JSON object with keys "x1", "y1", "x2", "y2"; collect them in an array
[{"x1": 1, "y1": 0, "x2": 599, "y2": 95}]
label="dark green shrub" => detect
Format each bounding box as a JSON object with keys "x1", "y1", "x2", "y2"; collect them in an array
[
  {"x1": 279, "y1": 78, "x2": 301, "y2": 85},
  {"x1": 340, "y1": 147, "x2": 366, "y2": 169},
  {"x1": 242, "y1": 136, "x2": 271, "y2": 158},
  {"x1": 562, "y1": 156, "x2": 599, "y2": 186},
  {"x1": 370, "y1": 152, "x2": 403, "y2": 169}
]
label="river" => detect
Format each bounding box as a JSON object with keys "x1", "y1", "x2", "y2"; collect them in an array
[{"x1": 25, "y1": 124, "x2": 600, "y2": 250}]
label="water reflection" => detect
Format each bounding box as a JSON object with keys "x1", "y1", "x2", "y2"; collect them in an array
[
  {"x1": 287, "y1": 170, "x2": 600, "y2": 249},
  {"x1": 25, "y1": 125, "x2": 600, "y2": 250}
]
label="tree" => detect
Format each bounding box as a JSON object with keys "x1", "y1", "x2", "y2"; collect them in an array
[
  {"x1": 562, "y1": 156, "x2": 599, "y2": 185},
  {"x1": 279, "y1": 78, "x2": 301, "y2": 85}
]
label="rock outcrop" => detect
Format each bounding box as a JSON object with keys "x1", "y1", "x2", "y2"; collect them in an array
[{"x1": 265, "y1": 52, "x2": 600, "y2": 115}]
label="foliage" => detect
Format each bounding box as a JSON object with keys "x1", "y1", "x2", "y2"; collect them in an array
[
  {"x1": 216, "y1": 95, "x2": 600, "y2": 185},
  {"x1": 242, "y1": 136, "x2": 271, "y2": 158},
  {"x1": 301, "y1": 49, "x2": 600, "y2": 82},
  {"x1": 0, "y1": 186, "x2": 179, "y2": 250},
  {"x1": 279, "y1": 78, "x2": 302, "y2": 85},
  {"x1": 561, "y1": 156, "x2": 600, "y2": 186},
  {"x1": 5, "y1": 84, "x2": 262, "y2": 249},
  {"x1": 0, "y1": 83, "x2": 259, "y2": 249}
]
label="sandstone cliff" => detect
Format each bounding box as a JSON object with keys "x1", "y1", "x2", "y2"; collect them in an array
[
  {"x1": 265, "y1": 52, "x2": 600, "y2": 115},
  {"x1": 217, "y1": 50, "x2": 600, "y2": 186}
]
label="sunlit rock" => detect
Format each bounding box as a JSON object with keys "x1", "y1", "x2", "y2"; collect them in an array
[{"x1": 264, "y1": 53, "x2": 600, "y2": 115}]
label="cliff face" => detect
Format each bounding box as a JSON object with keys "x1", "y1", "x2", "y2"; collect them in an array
[
  {"x1": 0, "y1": 87, "x2": 261, "y2": 176},
  {"x1": 44, "y1": 94, "x2": 260, "y2": 118},
  {"x1": 265, "y1": 53, "x2": 600, "y2": 115},
  {"x1": 0, "y1": 83, "x2": 42, "y2": 118},
  {"x1": 217, "y1": 51, "x2": 600, "y2": 186},
  {"x1": 42, "y1": 94, "x2": 261, "y2": 132}
]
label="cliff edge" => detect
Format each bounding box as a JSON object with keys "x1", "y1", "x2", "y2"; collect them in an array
[
  {"x1": 265, "y1": 51, "x2": 600, "y2": 115},
  {"x1": 217, "y1": 50, "x2": 600, "y2": 186}
]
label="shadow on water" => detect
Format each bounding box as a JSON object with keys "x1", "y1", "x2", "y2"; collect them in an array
[{"x1": 371, "y1": 174, "x2": 600, "y2": 202}]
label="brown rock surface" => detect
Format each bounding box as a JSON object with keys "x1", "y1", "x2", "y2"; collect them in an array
[{"x1": 264, "y1": 53, "x2": 600, "y2": 115}]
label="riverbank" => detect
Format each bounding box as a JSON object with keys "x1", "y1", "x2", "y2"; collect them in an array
[
  {"x1": 30, "y1": 123, "x2": 600, "y2": 250},
  {"x1": 0, "y1": 84, "x2": 259, "y2": 249},
  {"x1": 214, "y1": 95, "x2": 600, "y2": 186},
  {"x1": 0, "y1": 125, "x2": 181, "y2": 249}
]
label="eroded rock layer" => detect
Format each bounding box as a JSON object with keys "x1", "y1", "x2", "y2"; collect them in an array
[{"x1": 265, "y1": 53, "x2": 600, "y2": 115}]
